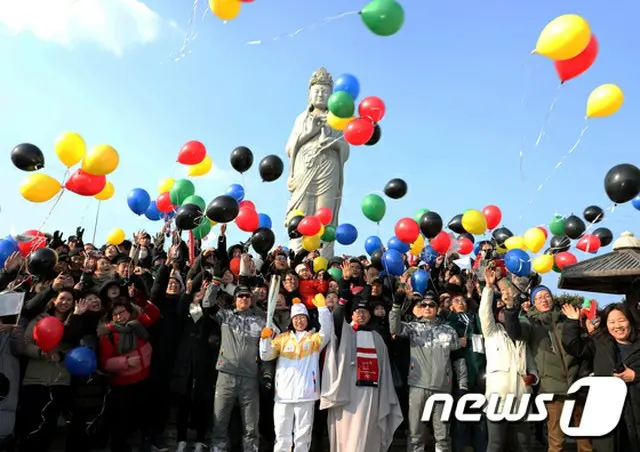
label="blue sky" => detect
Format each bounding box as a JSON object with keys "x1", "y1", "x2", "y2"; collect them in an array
[{"x1": 0, "y1": 0, "x2": 638, "y2": 304}]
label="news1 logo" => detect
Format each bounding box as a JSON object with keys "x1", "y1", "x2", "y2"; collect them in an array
[{"x1": 422, "y1": 376, "x2": 627, "y2": 437}]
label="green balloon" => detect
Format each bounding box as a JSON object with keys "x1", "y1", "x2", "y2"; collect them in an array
[
  {"x1": 549, "y1": 215, "x2": 566, "y2": 236},
  {"x1": 328, "y1": 92, "x2": 355, "y2": 119},
  {"x1": 327, "y1": 267, "x2": 343, "y2": 281},
  {"x1": 322, "y1": 225, "x2": 336, "y2": 242},
  {"x1": 414, "y1": 208, "x2": 430, "y2": 224},
  {"x1": 182, "y1": 195, "x2": 206, "y2": 211},
  {"x1": 360, "y1": 0, "x2": 405, "y2": 37},
  {"x1": 170, "y1": 179, "x2": 195, "y2": 205},
  {"x1": 193, "y1": 218, "x2": 212, "y2": 240},
  {"x1": 362, "y1": 194, "x2": 386, "y2": 222},
  {"x1": 552, "y1": 264, "x2": 562, "y2": 274}
]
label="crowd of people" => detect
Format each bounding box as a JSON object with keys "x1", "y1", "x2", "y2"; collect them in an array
[{"x1": 0, "y1": 223, "x2": 639, "y2": 452}]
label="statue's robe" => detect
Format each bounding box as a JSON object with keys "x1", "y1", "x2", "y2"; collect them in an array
[{"x1": 320, "y1": 321, "x2": 403, "y2": 452}]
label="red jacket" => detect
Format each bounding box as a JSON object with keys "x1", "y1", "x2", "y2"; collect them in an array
[
  {"x1": 98, "y1": 300, "x2": 160, "y2": 386},
  {"x1": 298, "y1": 279, "x2": 329, "y2": 309}
]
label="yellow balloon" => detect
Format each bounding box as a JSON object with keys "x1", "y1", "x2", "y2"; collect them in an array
[
  {"x1": 532, "y1": 254, "x2": 554, "y2": 274},
  {"x1": 287, "y1": 209, "x2": 304, "y2": 224},
  {"x1": 316, "y1": 224, "x2": 325, "y2": 238},
  {"x1": 505, "y1": 236, "x2": 526, "y2": 251},
  {"x1": 188, "y1": 155, "x2": 213, "y2": 177},
  {"x1": 410, "y1": 235, "x2": 425, "y2": 257},
  {"x1": 302, "y1": 235, "x2": 320, "y2": 252},
  {"x1": 586, "y1": 84, "x2": 624, "y2": 118},
  {"x1": 20, "y1": 173, "x2": 61, "y2": 203},
  {"x1": 54, "y1": 131, "x2": 86, "y2": 168},
  {"x1": 327, "y1": 113, "x2": 354, "y2": 131},
  {"x1": 313, "y1": 256, "x2": 328, "y2": 272},
  {"x1": 94, "y1": 181, "x2": 115, "y2": 201},
  {"x1": 524, "y1": 227, "x2": 546, "y2": 253},
  {"x1": 209, "y1": 0, "x2": 241, "y2": 20},
  {"x1": 534, "y1": 14, "x2": 591, "y2": 60},
  {"x1": 496, "y1": 246, "x2": 507, "y2": 255},
  {"x1": 158, "y1": 177, "x2": 175, "y2": 194},
  {"x1": 461, "y1": 210, "x2": 487, "y2": 235},
  {"x1": 106, "y1": 228, "x2": 126, "y2": 246},
  {"x1": 82, "y1": 144, "x2": 119, "y2": 176},
  {"x1": 209, "y1": 219, "x2": 218, "y2": 226}
]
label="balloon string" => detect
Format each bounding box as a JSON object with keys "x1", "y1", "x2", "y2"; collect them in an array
[
  {"x1": 92, "y1": 201, "x2": 102, "y2": 244},
  {"x1": 27, "y1": 363, "x2": 63, "y2": 439},
  {"x1": 518, "y1": 55, "x2": 535, "y2": 183},
  {"x1": 37, "y1": 170, "x2": 70, "y2": 235},
  {"x1": 532, "y1": 84, "x2": 563, "y2": 149},
  {"x1": 171, "y1": 0, "x2": 200, "y2": 62},
  {"x1": 77, "y1": 199, "x2": 92, "y2": 227},
  {"x1": 519, "y1": 123, "x2": 589, "y2": 221},
  {"x1": 246, "y1": 10, "x2": 359, "y2": 45}
]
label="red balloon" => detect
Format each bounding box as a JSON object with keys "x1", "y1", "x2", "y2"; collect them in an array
[
  {"x1": 458, "y1": 238, "x2": 473, "y2": 255},
  {"x1": 34, "y1": 316, "x2": 64, "y2": 352},
  {"x1": 235, "y1": 207, "x2": 259, "y2": 232},
  {"x1": 344, "y1": 118, "x2": 375, "y2": 146},
  {"x1": 177, "y1": 140, "x2": 206, "y2": 165},
  {"x1": 156, "y1": 192, "x2": 175, "y2": 213},
  {"x1": 17, "y1": 230, "x2": 46, "y2": 256},
  {"x1": 554, "y1": 35, "x2": 598, "y2": 84},
  {"x1": 537, "y1": 226, "x2": 548, "y2": 239},
  {"x1": 430, "y1": 231, "x2": 451, "y2": 255},
  {"x1": 65, "y1": 169, "x2": 106, "y2": 196},
  {"x1": 239, "y1": 200, "x2": 256, "y2": 210},
  {"x1": 297, "y1": 216, "x2": 322, "y2": 236},
  {"x1": 358, "y1": 96, "x2": 386, "y2": 123},
  {"x1": 395, "y1": 218, "x2": 420, "y2": 244},
  {"x1": 576, "y1": 234, "x2": 601, "y2": 253},
  {"x1": 230, "y1": 257, "x2": 241, "y2": 276},
  {"x1": 315, "y1": 207, "x2": 333, "y2": 226},
  {"x1": 482, "y1": 205, "x2": 502, "y2": 230},
  {"x1": 555, "y1": 251, "x2": 578, "y2": 270}
]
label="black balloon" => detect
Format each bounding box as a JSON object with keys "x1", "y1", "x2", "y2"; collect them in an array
[
  {"x1": 543, "y1": 247, "x2": 556, "y2": 255},
  {"x1": 287, "y1": 215, "x2": 304, "y2": 239},
  {"x1": 27, "y1": 247, "x2": 58, "y2": 276},
  {"x1": 583, "y1": 205, "x2": 604, "y2": 223},
  {"x1": 365, "y1": 125, "x2": 381, "y2": 146},
  {"x1": 251, "y1": 228, "x2": 275, "y2": 254},
  {"x1": 419, "y1": 211, "x2": 443, "y2": 239},
  {"x1": 447, "y1": 214, "x2": 466, "y2": 234},
  {"x1": 563, "y1": 215, "x2": 586, "y2": 240},
  {"x1": 206, "y1": 195, "x2": 239, "y2": 223},
  {"x1": 593, "y1": 227, "x2": 613, "y2": 247},
  {"x1": 370, "y1": 248, "x2": 384, "y2": 270},
  {"x1": 458, "y1": 233, "x2": 475, "y2": 244},
  {"x1": 491, "y1": 227, "x2": 513, "y2": 247},
  {"x1": 550, "y1": 235, "x2": 571, "y2": 253},
  {"x1": 230, "y1": 146, "x2": 254, "y2": 174},
  {"x1": 383, "y1": 178, "x2": 407, "y2": 199},
  {"x1": 258, "y1": 155, "x2": 284, "y2": 182},
  {"x1": 604, "y1": 163, "x2": 640, "y2": 204},
  {"x1": 11, "y1": 143, "x2": 45, "y2": 172},
  {"x1": 175, "y1": 204, "x2": 203, "y2": 230}
]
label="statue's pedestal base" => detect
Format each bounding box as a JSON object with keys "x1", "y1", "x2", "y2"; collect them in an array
[{"x1": 289, "y1": 238, "x2": 335, "y2": 260}]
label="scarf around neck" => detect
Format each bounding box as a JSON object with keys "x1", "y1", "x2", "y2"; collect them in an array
[
  {"x1": 109, "y1": 319, "x2": 149, "y2": 355},
  {"x1": 351, "y1": 323, "x2": 379, "y2": 387}
]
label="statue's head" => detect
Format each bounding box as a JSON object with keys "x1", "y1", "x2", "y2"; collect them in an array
[{"x1": 308, "y1": 67, "x2": 333, "y2": 111}]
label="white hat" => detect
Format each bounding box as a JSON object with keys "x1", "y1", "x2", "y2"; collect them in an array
[
  {"x1": 290, "y1": 302, "x2": 309, "y2": 319},
  {"x1": 295, "y1": 264, "x2": 308, "y2": 275}
]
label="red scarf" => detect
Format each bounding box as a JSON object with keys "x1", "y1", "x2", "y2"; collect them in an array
[{"x1": 353, "y1": 325, "x2": 379, "y2": 387}]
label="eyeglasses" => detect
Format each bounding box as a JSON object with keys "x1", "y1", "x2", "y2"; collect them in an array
[
  {"x1": 112, "y1": 309, "x2": 127, "y2": 316},
  {"x1": 237, "y1": 293, "x2": 251, "y2": 299}
]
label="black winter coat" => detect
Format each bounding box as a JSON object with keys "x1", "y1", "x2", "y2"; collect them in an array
[{"x1": 563, "y1": 319, "x2": 640, "y2": 452}]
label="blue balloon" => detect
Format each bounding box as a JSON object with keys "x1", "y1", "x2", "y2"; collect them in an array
[
  {"x1": 388, "y1": 236, "x2": 410, "y2": 254},
  {"x1": 0, "y1": 239, "x2": 18, "y2": 267},
  {"x1": 258, "y1": 213, "x2": 272, "y2": 229},
  {"x1": 127, "y1": 188, "x2": 151, "y2": 215},
  {"x1": 3, "y1": 235, "x2": 17, "y2": 245},
  {"x1": 64, "y1": 347, "x2": 97, "y2": 377},
  {"x1": 473, "y1": 243, "x2": 482, "y2": 256},
  {"x1": 633, "y1": 195, "x2": 640, "y2": 211},
  {"x1": 335, "y1": 223, "x2": 358, "y2": 245},
  {"x1": 411, "y1": 269, "x2": 430, "y2": 296},
  {"x1": 504, "y1": 249, "x2": 531, "y2": 277},
  {"x1": 420, "y1": 246, "x2": 439, "y2": 266},
  {"x1": 225, "y1": 184, "x2": 245, "y2": 203},
  {"x1": 145, "y1": 201, "x2": 163, "y2": 221},
  {"x1": 365, "y1": 236, "x2": 383, "y2": 255},
  {"x1": 334, "y1": 74, "x2": 360, "y2": 100},
  {"x1": 383, "y1": 249, "x2": 404, "y2": 276}
]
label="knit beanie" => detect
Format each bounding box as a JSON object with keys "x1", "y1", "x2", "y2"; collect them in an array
[
  {"x1": 290, "y1": 298, "x2": 309, "y2": 318},
  {"x1": 530, "y1": 285, "x2": 552, "y2": 302}
]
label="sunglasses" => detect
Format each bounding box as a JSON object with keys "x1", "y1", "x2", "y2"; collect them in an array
[
  {"x1": 421, "y1": 302, "x2": 437, "y2": 308},
  {"x1": 237, "y1": 293, "x2": 251, "y2": 299}
]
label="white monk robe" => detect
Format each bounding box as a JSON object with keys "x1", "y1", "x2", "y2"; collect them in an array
[{"x1": 320, "y1": 321, "x2": 403, "y2": 452}]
